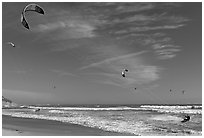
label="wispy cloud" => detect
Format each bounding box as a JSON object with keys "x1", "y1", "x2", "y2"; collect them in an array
[
  {"x1": 114, "y1": 3, "x2": 156, "y2": 13},
  {"x1": 33, "y1": 20, "x2": 96, "y2": 39},
  {"x1": 152, "y1": 44, "x2": 180, "y2": 50},
  {"x1": 29, "y1": 2, "x2": 187, "y2": 63},
  {"x1": 50, "y1": 69, "x2": 77, "y2": 77},
  {"x1": 106, "y1": 13, "x2": 188, "y2": 27},
  {"x1": 94, "y1": 80, "x2": 122, "y2": 87},
  {"x1": 136, "y1": 24, "x2": 185, "y2": 31},
  {"x1": 29, "y1": 2, "x2": 186, "y2": 82},
  {"x1": 155, "y1": 48, "x2": 181, "y2": 60},
  {"x1": 113, "y1": 24, "x2": 185, "y2": 35},
  {"x1": 86, "y1": 3, "x2": 187, "y2": 60},
  {"x1": 83, "y1": 64, "x2": 161, "y2": 87},
  {"x1": 80, "y1": 50, "x2": 161, "y2": 87},
  {"x1": 158, "y1": 54, "x2": 176, "y2": 60},
  {"x1": 108, "y1": 14, "x2": 158, "y2": 25},
  {"x1": 35, "y1": 21, "x2": 66, "y2": 32},
  {"x1": 80, "y1": 51, "x2": 147, "y2": 70},
  {"x1": 156, "y1": 48, "x2": 181, "y2": 54},
  {"x1": 50, "y1": 44, "x2": 77, "y2": 52}
]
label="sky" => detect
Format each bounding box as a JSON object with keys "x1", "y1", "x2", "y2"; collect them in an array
[{"x1": 2, "y1": 2, "x2": 202, "y2": 105}]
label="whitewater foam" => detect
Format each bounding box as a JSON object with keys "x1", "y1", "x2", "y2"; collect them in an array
[
  {"x1": 150, "y1": 115, "x2": 182, "y2": 121},
  {"x1": 140, "y1": 105, "x2": 202, "y2": 114},
  {"x1": 27, "y1": 105, "x2": 202, "y2": 114},
  {"x1": 28, "y1": 106, "x2": 143, "y2": 111},
  {"x1": 140, "y1": 105, "x2": 202, "y2": 109}
]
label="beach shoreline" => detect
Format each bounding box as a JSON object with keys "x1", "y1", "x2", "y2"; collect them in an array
[{"x1": 2, "y1": 115, "x2": 135, "y2": 136}]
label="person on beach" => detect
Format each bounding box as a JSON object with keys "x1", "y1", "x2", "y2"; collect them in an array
[{"x1": 181, "y1": 115, "x2": 190, "y2": 123}]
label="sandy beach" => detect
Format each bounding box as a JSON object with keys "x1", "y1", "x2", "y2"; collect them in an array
[{"x1": 2, "y1": 115, "x2": 133, "y2": 136}]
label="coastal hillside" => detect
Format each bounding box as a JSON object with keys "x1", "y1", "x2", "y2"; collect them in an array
[{"x1": 2, "y1": 96, "x2": 18, "y2": 108}]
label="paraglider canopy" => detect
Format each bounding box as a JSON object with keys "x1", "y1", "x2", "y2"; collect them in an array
[
  {"x1": 21, "y1": 3, "x2": 45, "y2": 30},
  {"x1": 121, "y1": 69, "x2": 128, "y2": 77}
]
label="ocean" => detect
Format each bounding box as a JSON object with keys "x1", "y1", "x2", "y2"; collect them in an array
[{"x1": 2, "y1": 104, "x2": 202, "y2": 136}]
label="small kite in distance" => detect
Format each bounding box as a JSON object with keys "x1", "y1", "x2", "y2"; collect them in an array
[
  {"x1": 182, "y1": 90, "x2": 185, "y2": 94},
  {"x1": 7, "y1": 42, "x2": 15, "y2": 47}
]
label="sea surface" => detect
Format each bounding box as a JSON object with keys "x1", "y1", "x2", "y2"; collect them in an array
[{"x1": 2, "y1": 104, "x2": 202, "y2": 136}]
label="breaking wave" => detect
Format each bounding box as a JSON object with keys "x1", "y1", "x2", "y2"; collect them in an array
[
  {"x1": 29, "y1": 106, "x2": 143, "y2": 111},
  {"x1": 140, "y1": 105, "x2": 202, "y2": 114},
  {"x1": 28, "y1": 105, "x2": 202, "y2": 114},
  {"x1": 140, "y1": 105, "x2": 202, "y2": 109}
]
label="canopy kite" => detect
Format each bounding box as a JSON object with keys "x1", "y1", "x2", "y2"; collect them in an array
[
  {"x1": 21, "y1": 4, "x2": 45, "y2": 29},
  {"x1": 121, "y1": 69, "x2": 128, "y2": 77}
]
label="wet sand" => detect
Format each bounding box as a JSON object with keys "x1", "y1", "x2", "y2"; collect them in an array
[{"x1": 2, "y1": 115, "x2": 134, "y2": 136}]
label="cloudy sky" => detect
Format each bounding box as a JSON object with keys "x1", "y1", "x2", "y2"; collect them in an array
[{"x1": 2, "y1": 2, "x2": 202, "y2": 105}]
